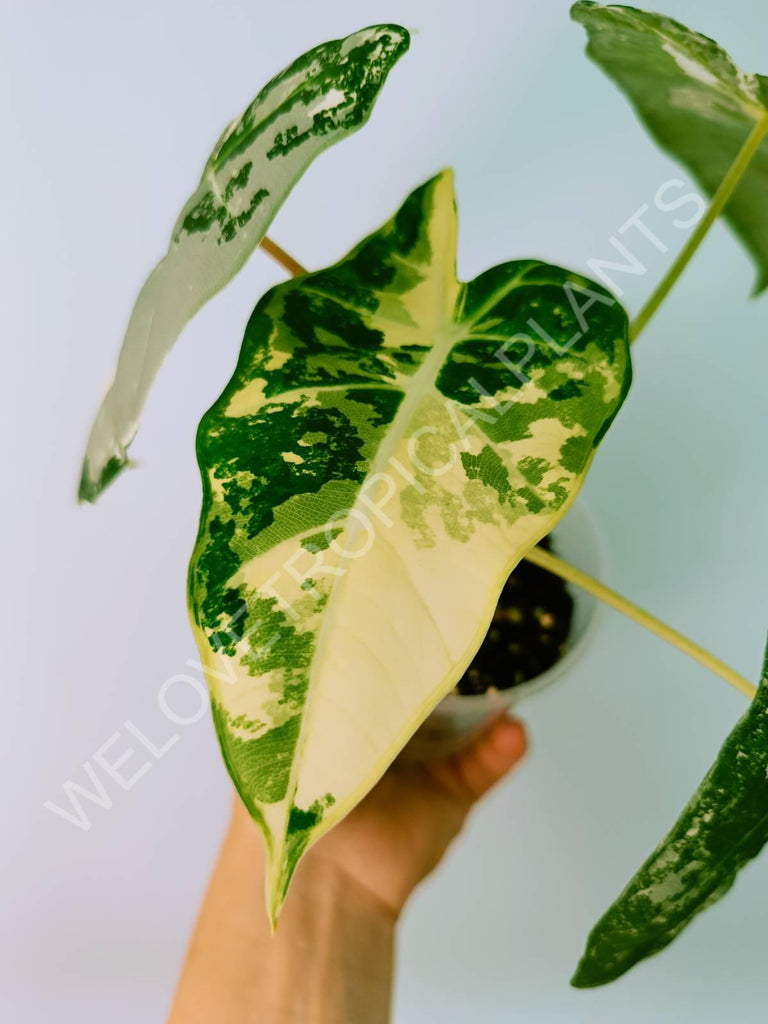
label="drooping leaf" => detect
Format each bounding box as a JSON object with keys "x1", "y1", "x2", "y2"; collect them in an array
[
  {"x1": 188, "y1": 170, "x2": 631, "y2": 923},
  {"x1": 572, "y1": 2, "x2": 768, "y2": 292},
  {"x1": 78, "y1": 24, "x2": 409, "y2": 502},
  {"x1": 573, "y1": 641, "x2": 768, "y2": 988}
]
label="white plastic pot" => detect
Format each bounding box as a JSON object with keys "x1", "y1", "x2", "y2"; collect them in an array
[{"x1": 401, "y1": 501, "x2": 605, "y2": 759}]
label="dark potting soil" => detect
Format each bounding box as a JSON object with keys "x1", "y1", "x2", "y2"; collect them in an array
[{"x1": 456, "y1": 536, "x2": 574, "y2": 696}]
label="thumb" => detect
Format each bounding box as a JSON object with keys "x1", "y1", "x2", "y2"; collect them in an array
[{"x1": 449, "y1": 715, "x2": 528, "y2": 802}]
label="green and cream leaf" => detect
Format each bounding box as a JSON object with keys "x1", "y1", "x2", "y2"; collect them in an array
[
  {"x1": 188, "y1": 170, "x2": 631, "y2": 923},
  {"x1": 572, "y1": 2, "x2": 768, "y2": 292},
  {"x1": 573, "y1": 639, "x2": 768, "y2": 988},
  {"x1": 79, "y1": 24, "x2": 409, "y2": 502}
]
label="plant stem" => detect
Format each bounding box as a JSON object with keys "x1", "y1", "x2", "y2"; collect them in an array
[
  {"x1": 524, "y1": 545, "x2": 756, "y2": 700},
  {"x1": 259, "y1": 237, "x2": 308, "y2": 277},
  {"x1": 629, "y1": 112, "x2": 768, "y2": 343}
]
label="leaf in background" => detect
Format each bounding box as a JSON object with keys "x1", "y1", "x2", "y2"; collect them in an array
[
  {"x1": 572, "y1": 2, "x2": 768, "y2": 292},
  {"x1": 188, "y1": 170, "x2": 630, "y2": 923},
  {"x1": 573, "y1": 639, "x2": 768, "y2": 987},
  {"x1": 78, "y1": 24, "x2": 409, "y2": 502}
]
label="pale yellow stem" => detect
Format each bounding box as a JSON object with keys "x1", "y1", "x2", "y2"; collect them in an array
[
  {"x1": 259, "y1": 237, "x2": 308, "y2": 277},
  {"x1": 524, "y1": 546, "x2": 756, "y2": 700},
  {"x1": 630, "y1": 112, "x2": 768, "y2": 342}
]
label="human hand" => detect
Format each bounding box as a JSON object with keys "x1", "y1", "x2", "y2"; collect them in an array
[
  {"x1": 305, "y1": 714, "x2": 528, "y2": 918},
  {"x1": 195, "y1": 717, "x2": 527, "y2": 1024}
]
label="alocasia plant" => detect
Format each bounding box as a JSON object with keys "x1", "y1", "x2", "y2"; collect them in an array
[
  {"x1": 78, "y1": 24, "x2": 408, "y2": 502},
  {"x1": 81, "y1": 1, "x2": 768, "y2": 998},
  {"x1": 188, "y1": 169, "x2": 629, "y2": 919}
]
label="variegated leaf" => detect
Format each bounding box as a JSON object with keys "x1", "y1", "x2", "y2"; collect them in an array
[
  {"x1": 79, "y1": 24, "x2": 409, "y2": 502},
  {"x1": 572, "y1": 2, "x2": 768, "y2": 292},
  {"x1": 188, "y1": 170, "x2": 631, "y2": 922},
  {"x1": 573, "y1": 638, "x2": 768, "y2": 987}
]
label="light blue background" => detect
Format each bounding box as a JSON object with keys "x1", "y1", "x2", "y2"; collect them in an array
[{"x1": 3, "y1": 1, "x2": 768, "y2": 1020}]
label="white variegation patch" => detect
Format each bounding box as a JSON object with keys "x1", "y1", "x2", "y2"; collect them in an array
[
  {"x1": 573, "y1": 639, "x2": 768, "y2": 987},
  {"x1": 79, "y1": 24, "x2": 410, "y2": 501},
  {"x1": 573, "y1": 2, "x2": 768, "y2": 292},
  {"x1": 189, "y1": 170, "x2": 630, "y2": 922}
]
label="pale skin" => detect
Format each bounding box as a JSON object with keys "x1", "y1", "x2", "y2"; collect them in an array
[{"x1": 167, "y1": 715, "x2": 528, "y2": 1024}]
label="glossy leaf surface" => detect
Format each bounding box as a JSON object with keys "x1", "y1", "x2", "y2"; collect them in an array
[
  {"x1": 574, "y1": 641, "x2": 768, "y2": 987},
  {"x1": 79, "y1": 24, "x2": 409, "y2": 501},
  {"x1": 188, "y1": 170, "x2": 631, "y2": 922},
  {"x1": 572, "y1": 2, "x2": 768, "y2": 292}
]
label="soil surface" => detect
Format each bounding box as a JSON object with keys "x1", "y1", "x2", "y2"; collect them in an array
[{"x1": 456, "y1": 536, "x2": 574, "y2": 695}]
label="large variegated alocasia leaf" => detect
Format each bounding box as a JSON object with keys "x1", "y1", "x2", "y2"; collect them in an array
[
  {"x1": 78, "y1": 24, "x2": 409, "y2": 502},
  {"x1": 573, "y1": 639, "x2": 768, "y2": 988},
  {"x1": 572, "y1": 2, "x2": 768, "y2": 292},
  {"x1": 188, "y1": 170, "x2": 631, "y2": 922}
]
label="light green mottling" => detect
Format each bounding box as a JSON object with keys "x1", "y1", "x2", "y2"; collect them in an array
[
  {"x1": 78, "y1": 24, "x2": 409, "y2": 502},
  {"x1": 573, "y1": 636, "x2": 768, "y2": 987},
  {"x1": 573, "y1": 2, "x2": 768, "y2": 292},
  {"x1": 189, "y1": 170, "x2": 631, "y2": 923}
]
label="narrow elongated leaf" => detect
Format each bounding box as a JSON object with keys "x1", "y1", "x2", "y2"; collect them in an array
[
  {"x1": 573, "y1": 642, "x2": 768, "y2": 987},
  {"x1": 572, "y1": 2, "x2": 768, "y2": 292},
  {"x1": 79, "y1": 24, "x2": 409, "y2": 502},
  {"x1": 188, "y1": 170, "x2": 630, "y2": 922}
]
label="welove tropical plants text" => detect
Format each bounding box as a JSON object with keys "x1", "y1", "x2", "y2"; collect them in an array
[{"x1": 79, "y1": 4, "x2": 768, "y2": 990}]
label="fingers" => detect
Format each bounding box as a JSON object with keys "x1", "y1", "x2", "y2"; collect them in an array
[{"x1": 451, "y1": 715, "x2": 528, "y2": 802}]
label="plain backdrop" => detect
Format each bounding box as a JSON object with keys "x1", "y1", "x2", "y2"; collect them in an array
[{"x1": 3, "y1": 0, "x2": 768, "y2": 1020}]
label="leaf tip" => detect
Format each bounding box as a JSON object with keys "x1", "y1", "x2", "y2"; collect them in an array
[
  {"x1": 750, "y1": 269, "x2": 768, "y2": 297},
  {"x1": 77, "y1": 453, "x2": 132, "y2": 504},
  {"x1": 570, "y1": 0, "x2": 599, "y2": 23},
  {"x1": 569, "y1": 962, "x2": 599, "y2": 989},
  {"x1": 266, "y1": 868, "x2": 288, "y2": 935},
  {"x1": 361, "y1": 22, "x2": 411, "y2": 65},
  {"x1": 570, "y1": 940, "x2": 628, "y2": 988}
]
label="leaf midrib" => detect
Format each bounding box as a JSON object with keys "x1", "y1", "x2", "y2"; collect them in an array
[
  {"x1": 269, "y1": 273, "x2": 465, "y2": 867},
  {"x1": 233, "y1": 267, "x2": 570, "y2": 567}
]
